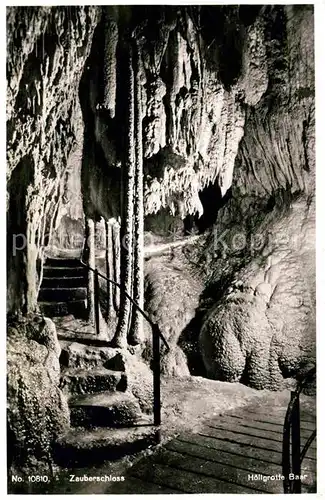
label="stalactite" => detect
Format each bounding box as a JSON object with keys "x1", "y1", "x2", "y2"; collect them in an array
[
  {"x1": 129, "y1": 41, "x2": 144, "y2": 345},
  {"x1": 111, "y1": 40, "x2": 135, "y2": 348},
  {"x1": 101, "y1": 7, "x2": 118, "y2": 118}
]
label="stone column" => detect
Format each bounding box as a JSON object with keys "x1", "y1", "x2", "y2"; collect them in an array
[
  {"x1": 86, "y1": 218, "x2": 95, "y2": 325},
  {"x1": 105, "y1": 219, "x2": 114, "y2": 320}
]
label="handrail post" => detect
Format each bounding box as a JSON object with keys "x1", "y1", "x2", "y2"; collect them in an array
[
  {"x1": 291, "y1": 391, "x2": 301, "y2": 493},
  {"x1": 282, "y1": 413, "x2": 291, "y2": 493},
  {"x1": 94, "y1": 269, "x2": 100, "y2": 337},
  {"x1": 283, "y1": 367, "x2": 316, "y2": 494},
  {"x1": 152, "y1": 324, "x2": 161, "y2": 426},
  {"x1": 79, "y1": 257, "x2": 170, "y2": 427}
]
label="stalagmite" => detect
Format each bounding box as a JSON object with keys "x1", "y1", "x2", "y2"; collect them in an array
[
  {"x1": 86, "y1": 217, "x2": 95, "y2": 326},
  {"x1": 112, "y1": 221, "x2": 120, "y2": 312},
  {"x1": 105, "y1": 219, "x2": 114, "y2": 320},
  {"x1": 111, "y1": 41, "x2": 135, "y2": 348},
  {"x1": 130, "y1": 41, "x2": 144, "y2": 345}
]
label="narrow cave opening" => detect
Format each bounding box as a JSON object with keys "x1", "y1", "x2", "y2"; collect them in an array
[
  {"x1": 144, "y1": 208, "x2": 184, "y2": 240},
  {"x1": 184, "y1": 182, "x2": 233, "y2": 235}
]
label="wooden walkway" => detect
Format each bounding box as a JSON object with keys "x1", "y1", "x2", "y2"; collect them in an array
[{"x1": 108, "y1": 402, "x2": 317, "y2": 494}]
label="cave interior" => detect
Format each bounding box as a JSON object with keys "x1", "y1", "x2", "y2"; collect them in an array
[{"x1": 6, "y1": 4, "x2": 316, "y2": 493}]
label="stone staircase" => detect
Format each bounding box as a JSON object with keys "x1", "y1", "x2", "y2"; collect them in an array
[
  {"x1": 37, "y1": 256, "x2": 158, "y2": 468},
  {"x1": 54, "y1": 338, "x2": 158, "y2": 467},
  {"x1": 38, "y1": 257, "x2": 88, "y2": 318}
]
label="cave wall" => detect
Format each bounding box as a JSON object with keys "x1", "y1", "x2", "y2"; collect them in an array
[
  {"x1": 125, "y1": 5, "x2": 314, "y2": 387},
  {"x1": 7, "y1": 316, "x2": 69, "y2": 476},
  {"x1": 81, "y1": 5, "x2": 267, "y2": 222},
  {"x1": 199, "y1": 197, "x2": 315, "y2": 389},
  {"x1": 7, "y1": 7, "x2": 99, "y2": 314},
  {"x1": 194, "y1": 5, "x2": 315, "y2": 388},
  {"x1": 7, "y1": 6, "x2": 315, "y2": 390},
  {"x1": 80, "y1": 4, "x2": 314, "y2": 229},
  {"x1": 7, "y1": 5, "x2": 314, "y2": 314},
  {"x1": 198, "y1": 4, "x2": 314, "y2": 287},
  {"x1": 234, "y1": 5, "x2": 314, "y2": 200},
  {"x1": 50, "y1": 98, "x2": 85, "y2": 251},
  {"x1": 6, "y1": 5, "x2": 266, "y2": 313}
]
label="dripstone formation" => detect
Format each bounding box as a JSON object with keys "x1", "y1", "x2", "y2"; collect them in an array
[{"x1": 7, "y1": 5, "x2": 315, "y2": 479}]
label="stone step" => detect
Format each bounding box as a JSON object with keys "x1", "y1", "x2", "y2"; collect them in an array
[
  {"x1": 69, "y1": 391, "x2": 144, "y2": 428},
  {"x1": 43, "y1": 265, "x2": 87, "y2": 278},
  {"x1": 60, "y1": 341, "x2": 126, "y2": 371},
  {"x1": 46, "y1": 257, "x2": 83, "y2": 268},
  {"x1": 54, "y1": 425, "x2": 159, "y2": 467},
  {"x1": 38, "y1": 287, "x2": 87, "y2": 302},
  {"x1": 41, "y1": 276, "x2": 87, "y2": 288},
  {"x1": 60, "y1": 367, "x2": 127, "y2": 396},
  {"x1": 58, "y1": 333, "x2": 112, "y2": 347},
  {"x1": 39, "y1": 300, "x2": 87, "y2": 318}
]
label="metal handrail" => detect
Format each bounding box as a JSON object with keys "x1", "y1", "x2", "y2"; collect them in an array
[
  {"x1": 79, "y1": 256, "x2": 169, "y2": 350},
  {"x1": 282, "y1": 366, "x2": 316, "y2": 494},
  {"x1": 80, "y1": 255, "x2": 169, "y2": 427}
]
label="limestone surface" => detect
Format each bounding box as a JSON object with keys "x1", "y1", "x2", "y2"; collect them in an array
[
  {"x1": 7, "y1": 316, "x2": 70, "y2": 474},
  {"x1": 199, "y1": 198, "x2": 315, "y2": 389}
]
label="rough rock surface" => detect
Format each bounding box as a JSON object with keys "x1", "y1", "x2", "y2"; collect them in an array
[
  {"x1": 7, "y1": 5, "x2": 315, "y2": 392},
  {"x1": 193, "y1": 5, "x2": 315, "y2": 390},
  {"x1": 7, "y1": 316, "x2": 70, "y2": 474},
  {"x1": 7, "y1": 7, "x2": 99, "y2": 314},
  {"x1": 199, "y1": 198, "x2": 315, "y2": 389},
  {"x1": 7, "y1": 6, "x2": 314, "y2": 318},
  {"x1": 60, "y1": 341, "x2": 126, "y2": 370},
  {"x1": 143, "y1": 253, "x2": 203, "y2": 376}
]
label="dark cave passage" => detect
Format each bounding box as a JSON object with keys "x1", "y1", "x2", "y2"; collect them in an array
[{"x1": 184, "y1": 183, "x2": 233, "y2": 235}]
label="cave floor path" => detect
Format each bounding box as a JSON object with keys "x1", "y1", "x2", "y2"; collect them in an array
[{"x1": 106, "y1": 398, "x2": 316, "y2": 494}]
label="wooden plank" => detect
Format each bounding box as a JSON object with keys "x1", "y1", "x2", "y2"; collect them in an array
[
  {"x1": 238, "y1": 407, "x2": 316, "y2": 424},
  {"x1": 175, "y1": 432, "x2": 281, "y2": 465},
  {"x1": 225, "y1": 410, "x2": 316, "y2": 432},
  {"x1": 167, "y1": 438, "x2": 282, "y2": 475},
  {"x1": 158, "y1": 445, "x2": 281, "y2": 493},
  {"x1": 301, "y1": 481, "x2": 317, "y2": 494},
  {"x1": 168, "y1": 438, "x2": 315, "y2": 489},
  {"x1": 207, "y1": 419, "x2": 316, "y2": 449},
  {"x1": 107, "y1": 476, "x2": 179, "y2": 494},
  {"x1": 130, "y1": 460, "x2": 262, "y2": 494},
  {"x1": 222, "y1": 414, "x2": 316, "y2": 440},
  {"x1": 197, "y1": 426, "x2": 316, "y2": 461}
]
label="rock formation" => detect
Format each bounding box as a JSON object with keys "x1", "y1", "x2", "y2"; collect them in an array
[
  {"x1": 7, "y1": 316, "x2": 69, "y2": 474},
  {"x1": 196, "y1": 5, "x2": 315, "y2": 389},
  {"x1": 6, "y1": 4, "x2": 315, "y2": 476},
  {"x1": 199, "y1": 197, "x2": 315, "y2": 389}
]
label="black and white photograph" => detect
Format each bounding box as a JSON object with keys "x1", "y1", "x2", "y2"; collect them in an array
[{"x1": 6, "y1": 2, "x2": 318, "y2": 495}]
